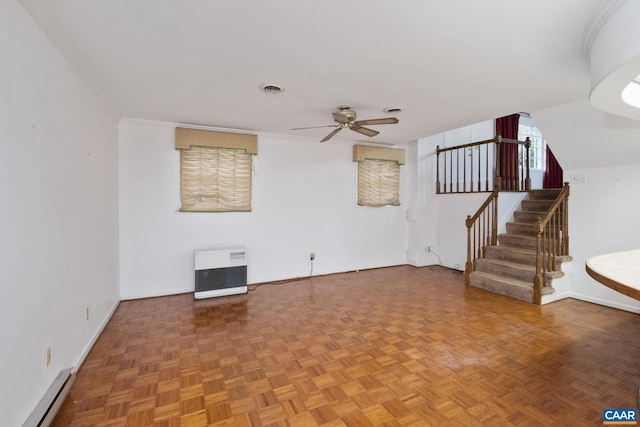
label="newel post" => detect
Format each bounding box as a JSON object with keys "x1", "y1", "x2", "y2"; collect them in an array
[
  {"x1": 524, "y1": 137, "x2": 531, "y2": 191},
  {"x1": 533, "y1": 220, "x2": 544, "y2": 304},
  {"x1": 494, "y1": 134, "x2": 502, "y2": 191},
  {"x1": 465, "y1": 215, "x2": 473, "y2": 286},
  {"x1": 436, "y1": 146, "x2": 441, "y2": 194},
  {"x1": 491, "y1": 193, "x2": 498, "y2": 245},
  {"x1": 562, "y1": 182, "x2": 570, "y2": 256}
]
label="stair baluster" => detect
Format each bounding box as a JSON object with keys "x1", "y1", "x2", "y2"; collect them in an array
[
  {"x1": 533, "y1": 183, "x2": 570, "y2": 303},
  {"x1": 465, "y1": 191, "x2": 499, "y2": 285}
]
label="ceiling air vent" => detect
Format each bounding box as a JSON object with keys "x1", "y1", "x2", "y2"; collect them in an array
[
  {"x1": 383, "y1": 106, "x2": 403, "y2": 114},
  {"x1": 259, "y1": 83, "x2": 284, "y2": 94}
]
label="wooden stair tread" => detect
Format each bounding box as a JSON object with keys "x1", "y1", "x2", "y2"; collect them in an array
[
  {"x1": 499, "y1": 233, "x2": 537, "y2": 241},
  {"x1": 470, "y1": 271, "x2": 556, "y2": 300},
  {"x1": 478, "y1": 258, "x2": 534, "y2": 271},
  {"x1": 508, "y1": 219, "x2": 561, "y2": 225},
  {"x1": 469, "y1": 271, "x2": 535, "y2": 302},
  {"x1": 470, "y1": 271, "x2": 532, "y2": 288},
  {"x1": 486, "y1": 246, "x2": 535, "y2": 255},
  {"x1": 475, "y1": 258, "x2": 564, "y2": 281},
  {"x1": 482, "y1": 246, "x2": 571, "y2": 274},
  {"x1": 485, "y1": 245, "x2": 570, "y2": 260}
]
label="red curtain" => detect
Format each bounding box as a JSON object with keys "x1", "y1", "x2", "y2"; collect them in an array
[
  {"x1": 495, "y1": 114, "x2": 520, "y2": 191},
  {"x1": 543, "y1": 145, "x2": 563, "y2": 189}
]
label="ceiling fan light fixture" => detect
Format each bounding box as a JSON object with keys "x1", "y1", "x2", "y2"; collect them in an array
[{"x1": 259, "y1": 83, "x2": 285, "y2": 94}]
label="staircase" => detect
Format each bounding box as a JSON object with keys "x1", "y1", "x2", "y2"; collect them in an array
[{"x1": 469, "y1": 189, "x2": 572, "y2": 303}]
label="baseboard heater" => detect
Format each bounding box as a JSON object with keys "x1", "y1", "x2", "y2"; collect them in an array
[
  {"x1": 194, "y1": 248, "x2": 247, "y2": 299},
  {"x1": 23, "y1": 368, "x2": 75, "y2": 427}
]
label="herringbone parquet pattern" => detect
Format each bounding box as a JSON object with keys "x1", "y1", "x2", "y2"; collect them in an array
[{"x1": 52, "y1": 266, "x2": 639, "y2": 426}]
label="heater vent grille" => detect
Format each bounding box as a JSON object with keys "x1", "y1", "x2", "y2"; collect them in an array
[{"x1": 194, "y1": 248, "x2": 248, "y2": 299}]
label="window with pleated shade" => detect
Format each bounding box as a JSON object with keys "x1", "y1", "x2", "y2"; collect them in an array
[
  {"x1": 175, "y1": 128, "x2": 257, "y2": 212},
  {"x1": 353, "y1": 145, "x2": 405, "y2": 207}
]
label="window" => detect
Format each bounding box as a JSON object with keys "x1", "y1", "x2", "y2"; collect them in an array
[
  {"x1": 517, "y1": 123, "x2": 545, "y2": 170},
  {"x1": 175, "y1": 128, "x2": 257, "y2": 212},
  {"x1": 180, "y1": 146, "x2": 252, "y2": 211},
  {"x1": 358, "y1": 159, "x2": 400, "y2": 206},
  {"x1": 353, "y1": 145, "x2": 405, "y2": 207}
]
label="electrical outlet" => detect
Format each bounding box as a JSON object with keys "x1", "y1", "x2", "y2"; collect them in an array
[
  {"x1": 45, "y1": 347, "x2": 51, "y2": 367},
  {"x1": 310, "y1": 252, "x2": 315, "y2": 261},
  {"x1": 427, "y1": 246, "x2": 431, "y2": 252},
  {"x1": 86, "y1": 307, "x2": 90, "y2": 320}
]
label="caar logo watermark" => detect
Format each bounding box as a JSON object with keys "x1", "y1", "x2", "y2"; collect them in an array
[{"x1": 603, "y1": 409, "x2": 637, "y2": 425}]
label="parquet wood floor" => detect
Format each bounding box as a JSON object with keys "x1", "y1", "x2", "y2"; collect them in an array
[{"x1": 52, "y1": 266, "x2": 639, "y2": 426}]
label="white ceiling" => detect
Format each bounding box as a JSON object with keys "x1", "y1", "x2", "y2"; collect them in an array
[{"x1": 31, "y1": 0, "x2": 602, "y2": 145}]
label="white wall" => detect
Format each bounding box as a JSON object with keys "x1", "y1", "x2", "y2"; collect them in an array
[
  {"x1": 534, "y1": 100, "x2": 640, "y2": 313},
  {"x1": 560, "y1": 164, "x2": 640, "y2": 313},
  {"x1": 408, "y1": 120, "x2": 496, "y2": 269},
  {"x1": 0, "y1": 1, "x2": 120, "y2": 425},
  {"x1": 119, "y1": 120, "x2": 409, "y2": 298}
]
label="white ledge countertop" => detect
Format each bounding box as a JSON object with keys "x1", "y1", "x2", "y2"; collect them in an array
[{"x1": 586, "y1": 249, "x2": 640, "y2": 302}]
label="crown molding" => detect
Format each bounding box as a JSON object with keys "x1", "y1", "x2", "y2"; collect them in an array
[
  {"x1": 582, "y1": 0, "x2": 629, "y2": 60},
  {"x1": 19, "y1": 0, "x2": 120, "y2": 118},
  {"x1": 118, "y1": 119, "x2": 401, "y2": 147}
]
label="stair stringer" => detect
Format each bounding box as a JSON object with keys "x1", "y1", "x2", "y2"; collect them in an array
[
  {"x1": 496, "y1": 192, "x2": 528, "y2": 235},
  {"x1": 541, "y1": 270, "x2": 571, "y2": 304}
]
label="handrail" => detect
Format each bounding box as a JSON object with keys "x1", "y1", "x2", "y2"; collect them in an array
[
  {"x1": 436, "y1": 134, "x2": 530, "y2": 194},
  {"x1": 466, "y1": 190, "x2": 499, "y2": 225},
  {"x1": 534, "y1": 184, "x2": 570, "y2": 233},
  {"x1": 532, "y1": 182, "x2": 570, "y2": 304},
  {"x1": 464, "y1": 190, "x2": 499, "y2": 285},
  {"x1": 436, "y1": 137, "x2": 496, "y2": 153}
]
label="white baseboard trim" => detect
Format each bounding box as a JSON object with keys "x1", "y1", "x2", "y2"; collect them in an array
[
  {"x1": 541, "y1": 291, "x2": 571, "y2": 305},
  {"x1": 73, "y1": 299, "x2": 120, "y2": 371},
  {"x1": 121, "y1": 287, "x2": 193, "y2": 301},
  {"x1": 568, "y1": 292, "x2": 640, "y2": 314}
]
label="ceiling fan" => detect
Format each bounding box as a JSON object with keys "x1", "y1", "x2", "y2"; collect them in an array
[{"x1": 293, "y1": 106, "x2": 399, "y2": 142}]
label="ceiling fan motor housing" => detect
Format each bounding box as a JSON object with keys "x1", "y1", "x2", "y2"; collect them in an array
[{"x1": 333, "y1": 106, "x2": 356, "y2": 124}]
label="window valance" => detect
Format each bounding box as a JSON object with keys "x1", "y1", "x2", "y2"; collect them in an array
[
  {"x1": 175, "y1": 127, "x2": 258, "y2": 154},
  {"x1": 352, "y1": 145, "x2": 405, "y2": 165}
]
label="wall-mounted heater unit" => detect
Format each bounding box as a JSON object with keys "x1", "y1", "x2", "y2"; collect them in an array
[{"x1": 194, "y1": 248, "x2": 247, "y2": 299}]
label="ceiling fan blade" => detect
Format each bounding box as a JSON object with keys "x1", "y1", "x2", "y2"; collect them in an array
[
  {"x1": 350, "y1": 124, "x2": 379, "y2": 138},
  {"x1": 292, "y1": 124, "x2": 338, "y2": 130},
  {"x1": 320, "y1": 127, "x2": 342, "y2": 142},
  {"x1": 353, "y1": 117, "x2": 399, "y2": 126}
]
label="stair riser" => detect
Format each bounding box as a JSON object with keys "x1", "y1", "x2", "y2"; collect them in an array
[
  {"x1": 475, "y1": 259, "x2": 535, "y2": 282},
  {"x1": 482, "y1": 247, "x2": 536, "y2": 266},
  {"x1": 498, "y1": 234, "x2": 537, "y2": 249},
  {"x1": 521, "y1": 200, "x2": 554, "y2": 211},
  {"x1": 514, "y1": 211, "x2": 544, "y2": 223},
  {"x1": 506, "y1": 223, "x2": 562, "y2": 237},
  {"x1": 469, "y1": 273, "x2": 533, "y2": 303},
  {"x1": 498, "y1": 236, "x2": 563, "y2": 252},
  {"x1": 481, "y1": 246, "x2": 566, "y2": 270},
  {"x1": 528, "y1": 190, "x2": 560, "y2": 201},
  {"x1": 506, "y1": 223, "x2": 536, "y2": 235}
]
